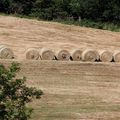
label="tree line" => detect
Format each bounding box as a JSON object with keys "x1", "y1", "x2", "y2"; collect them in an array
[{"x1": 0, "y1": 0, "x2": 120, "y2": 23}]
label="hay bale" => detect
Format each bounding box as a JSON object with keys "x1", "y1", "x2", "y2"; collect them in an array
[
  {"x1": 0, "y1": 45, "x2": 6, "y2": 49},
  {"x1": 71, "y1": 49, "x2": 82, "y2": 61},
  {"x1": 56, "y1": 49, "x2": 70, "y2": 61},
  {"x1": 40, "y1": 48, "x2": 55, "y2": 60},
  {"x1": 113, "y1": 51, "x2": 120, "y2": 62},
  {"x1": 99, "y1": 50, "x2": 113, "y2": 62},
  {"x1": 81, "y1": 49, "x2": 99, "y2": 62},
  {"x1": 26, "y1": 48, "x2": 39, "y2": 60},
  {"x1": 0, "y1": 46, "x2": 14, "y2": 59}
]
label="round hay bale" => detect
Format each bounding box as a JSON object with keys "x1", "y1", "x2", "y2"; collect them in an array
[
  {"x1": 56, "y1": 49, "x2": 70, "y2": 61},
  {"x1": 99, "y1": 50, "x2": 113, "y2": 62},
  {"x1": 113, "y1": 51, "x2": 120, "y2": 62},
  {"x1": 0, "y1": 45, "x2": 6, "y2": 49},
  {"x1": 0, "y1": 46, "x2": 14, "y2": 59},
  {"x1": 40, "y1": 48, "x2": 55, "y2": 60},
  {"x1": 26, "y1": 48, "x2": 39, "y2": 60},
  {"x1": 71, "y1": 49, "x2": 82, "y2": 61},
  {"x1": 81, "y1": 49, "x2": 99, "y2": 62}
]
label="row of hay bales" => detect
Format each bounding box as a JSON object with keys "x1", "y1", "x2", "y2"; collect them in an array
[
  {"x1": 0, "y1": 45, "x2": 120, "y2": 63},
  {"x1": 25, "y1": 48, "x2": 120, "y2": 62}
]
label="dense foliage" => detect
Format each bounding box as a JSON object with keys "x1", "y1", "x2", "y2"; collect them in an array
[
  {"x1": 0, "y1": 63, "x2": 43, "y2": 120},
  {"x1": 0, "y1": 0, "x2": 120, "y2": 23}
]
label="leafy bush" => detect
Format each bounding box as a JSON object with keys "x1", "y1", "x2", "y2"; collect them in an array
[
  {"x1": 0, "y1": 0, "x2": 120, "y2": 31},
  {"x1": 54, "y1": 18, "x2": 120, "y2": 32},
  {"x1": 0, "y1": 63, "x2": 43, "y2": 120},
  {"x1": 0, "y1": 0, "x2": 120, "y2": 23}
]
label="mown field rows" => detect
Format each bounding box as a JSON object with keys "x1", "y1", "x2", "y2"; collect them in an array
[
  {"x1": 0, "y1": 15, "x2": 120, "y2": 120},
  {"x1": 1, "y1": 60, "x2": 120, "y2": 120},
  {"x1": 0, "y1": 16, "x2": 120, "y2": 60}
]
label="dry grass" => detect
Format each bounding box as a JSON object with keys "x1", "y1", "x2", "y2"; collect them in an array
[
  {"x1": 70, "y1": 49, "x2": 82, "y2": 61},
  {"x1": 99, "y1": 50, "x2": 113, "y2": 62},
  {"x1": 0, "y1": 15, "x2": 120, "y2": 120},
  {"x1": 113, "y1": 51, "x2": 120, "y2": 62},
  {"x1": 1, "y1": 60, "x2": 120, "y2": 120},
  {"x1": 40, "y1": 48, "x2": 55, "y2": 60},
  {"x1": 81, "y1": 49, "x2": 99, "y2": 62},
  {"x1": 0, "y1": 15, "x2": 120, "y2": 60},
  {"x1": 26, "y1": 48, "x2": 39, "y2": 60}
]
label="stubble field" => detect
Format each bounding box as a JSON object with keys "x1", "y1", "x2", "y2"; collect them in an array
[{"x1": 0, "y1": 15, "x2": 120, "y2": 120}]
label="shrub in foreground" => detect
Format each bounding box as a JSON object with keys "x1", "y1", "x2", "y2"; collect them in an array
[{"x1": 0, "y1": 63, "x2": 43, "y2": 120}]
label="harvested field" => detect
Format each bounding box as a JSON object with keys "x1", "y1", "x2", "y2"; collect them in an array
[
  {"x1": 0, "y1": 16, "x2": 120, "y2": 59},
  {"x1": 0, "y1": 15, "x2": 120, "y2": 120},
  {"x1": 1, "y1": 60, "x2": 120, "y2": 120}
]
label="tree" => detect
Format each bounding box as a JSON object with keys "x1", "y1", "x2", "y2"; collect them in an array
[
  {"x1": 8, "y1": 0, "x2": 36, "y2": 15},
  {"x1": 0, "y1": 63, "x2": 43, "y2": 120},
  {"x1": 0, "y1": 0, "x2": 120, "y2": 22},
  {"x1": 51, "y1": 0, "x2": 69, "y2": 20},
  {"x1": 0, "y1": 0, "x2": 11, "y2": 13},
  {"x1": 69, "y1": 0, "x2": 81, "y2": 20},
  {"x1": 32, "y1": 0, "x2": 54, "y2": 20}
]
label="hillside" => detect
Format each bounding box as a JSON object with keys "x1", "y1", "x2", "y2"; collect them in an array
[
  {"x1": 0, "y1": 15, "x2": 120, "y2": 59},
  {"x1": 1, "y1": 59, "x2": 120, "y2": 120},
  {"x1": 1, "y1": 16, "x2": 120, "y2": 120}
]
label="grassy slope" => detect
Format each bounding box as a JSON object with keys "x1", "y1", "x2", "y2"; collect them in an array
[
  {"x1": 0, "y1": 15, "x2": 120, "y2": 60},
  {"x1": 1, "y1": 13, "x2": 120, "y2": 32},
  {"x1": 54, "y1": 19, "x2": 120, "y2": 32},
  {"x1": 0, "y1": 16, "x2": 120, "y2": 120},
  {"x1": 1, "y1": 60, "x2": 120, "y2": 120}
]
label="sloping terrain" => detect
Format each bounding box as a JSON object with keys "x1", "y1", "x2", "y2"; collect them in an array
[
  {"x1": 1, "y1": 60, "x2": 120, "y2": 120},
  {"x1": 0, "y1": 16, "x2": 120, "y2": 120},
  {"x1": 0, "y1": 15, "x2": 120, "y2": 59}
]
